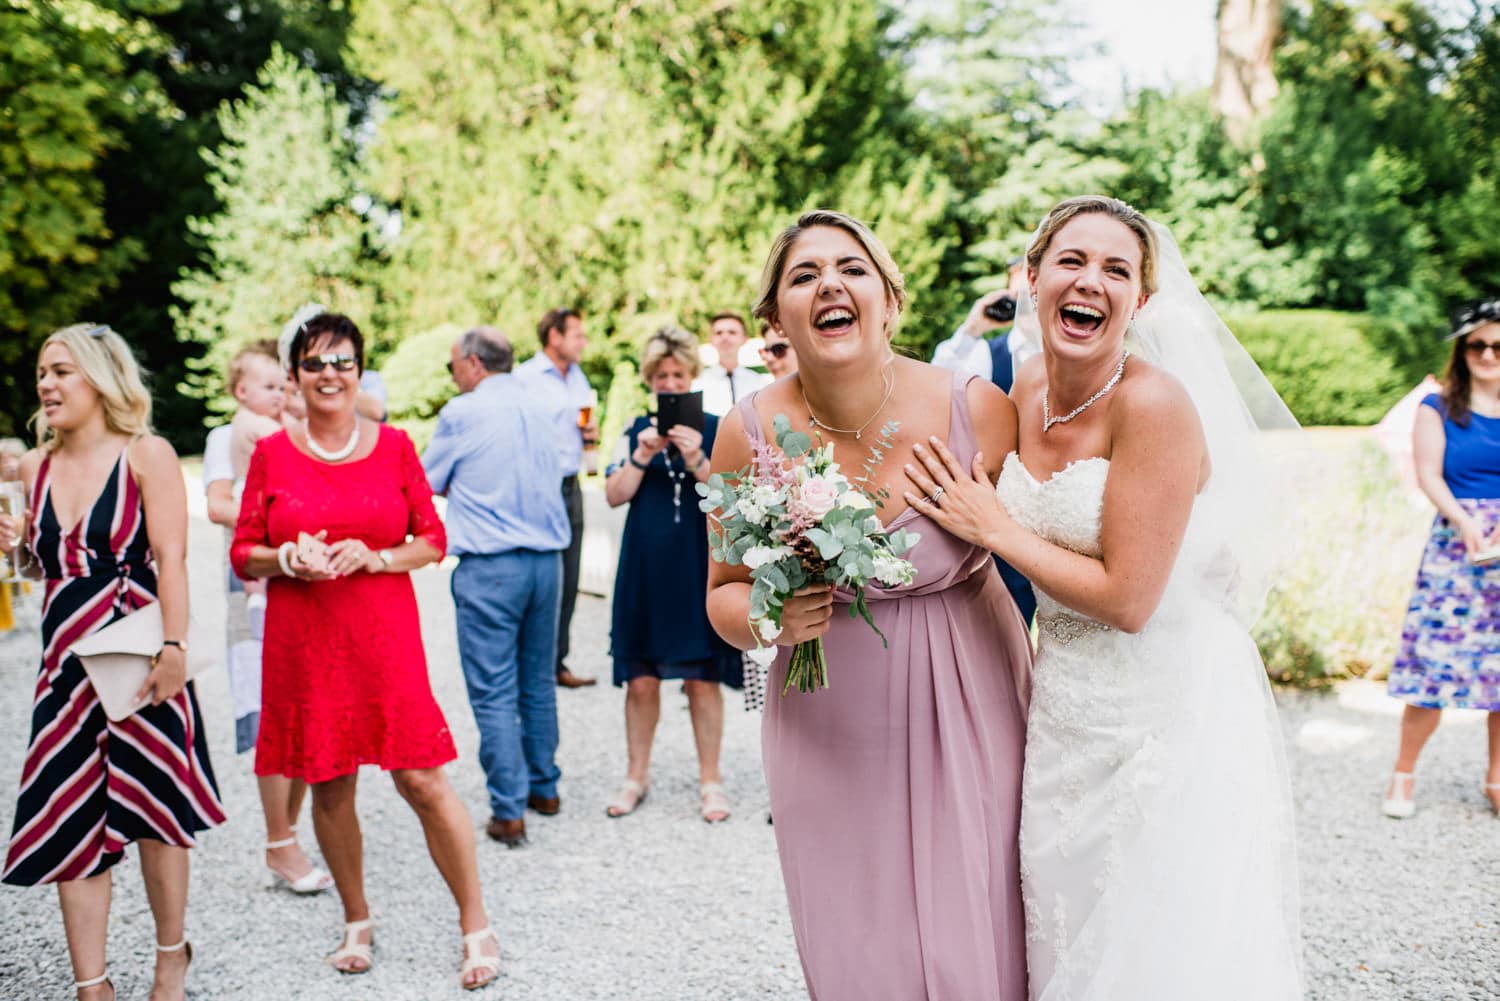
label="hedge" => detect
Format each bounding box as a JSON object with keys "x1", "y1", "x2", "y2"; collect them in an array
[{"x1": 1224, "y1": 309, "x2": 1416, "y2": 426}]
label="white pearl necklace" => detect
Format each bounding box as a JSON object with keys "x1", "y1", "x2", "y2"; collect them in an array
[
  {"x1": 305, "y1": 417, "x2": 361, "y2": 462},
  {"x1": 1042, "y1": 351, "x2": 1130, "y2": 432}
]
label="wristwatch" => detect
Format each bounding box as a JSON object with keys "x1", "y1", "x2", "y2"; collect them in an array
[
  {"x1": 378, "y1": 549, "x2": 394, "y2": 570},
  {"x1": 161, "y1": 639, "x2": 188, "y2": 654}
]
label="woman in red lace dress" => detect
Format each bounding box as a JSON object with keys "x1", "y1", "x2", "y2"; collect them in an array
[{"x1": 231, "y1": 313, "x2": 500, "y2": 991}]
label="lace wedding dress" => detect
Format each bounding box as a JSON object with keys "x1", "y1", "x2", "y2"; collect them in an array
[{"x1": 998, "y1": 452, "x2": 1302, "y2": 1000}]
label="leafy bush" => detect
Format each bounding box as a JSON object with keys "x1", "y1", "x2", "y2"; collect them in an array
[
  {"x1": 1254, "y1": 433, "x2": 1427, "y2": 687},
  {"x1": 1226, "y1": 310, "x2": 1415, "y2": 426}
]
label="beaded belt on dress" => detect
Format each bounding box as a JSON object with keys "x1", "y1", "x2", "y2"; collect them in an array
[{"x1": 1037, "y1": 610, "x2": 1112, "y2": 645}]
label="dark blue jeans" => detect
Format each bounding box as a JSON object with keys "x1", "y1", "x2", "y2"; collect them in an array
[{"x1": 451, "y1": 550, "x2": 563, "y2": 820}]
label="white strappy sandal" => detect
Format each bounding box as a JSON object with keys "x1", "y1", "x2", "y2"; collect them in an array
[
  {"x1": 265, "y1": 828, "x2": 333, "y2": 894},
  {"x1": 460, "y1": 926, "x2": 501, "y2": 991},
  {"x1": 700, "y1": 782, "x2": 731, "y2": 823},
  {"x1": 73, "y1": 971, "x2": 112, "y2": 999},
  {"x1": 326, "y1": 918, "x2": 374, "y2": 974}
]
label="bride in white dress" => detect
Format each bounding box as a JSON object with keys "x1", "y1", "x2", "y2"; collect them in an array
[{"x1": 905, "y1": 195, "x2": 1303, "y2": 999}]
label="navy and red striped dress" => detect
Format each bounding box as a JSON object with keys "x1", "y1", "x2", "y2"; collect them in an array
[{"x1": 3, "y1": 449, "x2": 224, "y2": 886}]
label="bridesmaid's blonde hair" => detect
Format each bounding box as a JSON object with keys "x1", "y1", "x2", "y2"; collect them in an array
[
  {"x1": 33, "y1": 324, "x2": 153, "y2": 452},
  {"x1": 752, "y1": 210, "x2": 906, "y2": 336}
]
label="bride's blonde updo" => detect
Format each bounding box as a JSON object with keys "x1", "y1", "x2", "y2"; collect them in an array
[
  {"x1": 1026, "y1": 196, "x2": 1160, "y2": 297},
  {"x1": 752, "y1": 210, "x2": 906, "y2": 335}
]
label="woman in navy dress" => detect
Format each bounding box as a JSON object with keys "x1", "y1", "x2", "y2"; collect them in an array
[
  {"x1": 0, "y1": 324, "x2": 223, "y2": 1001},
  {"x1": 1384, "y1": 297, "x2": 1500, "y2": 818},
  {"x1": 603, "y1": 327, "x2": 742, "y2": 822}
]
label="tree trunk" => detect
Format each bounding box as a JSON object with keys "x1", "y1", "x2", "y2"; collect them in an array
[{"x1": 1213, "y1": 0, "x2": 1281, "y2": 141}]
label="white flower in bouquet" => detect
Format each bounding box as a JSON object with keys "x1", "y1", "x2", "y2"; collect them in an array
[
  {"x1": 757, "y1": 618, "x2": 783, "y2": 642},
  {"x1": 872, "y1": 552, "x2": 917, "y2": 588},
  {"x1": 744, "y1": 543, "x2": 794, "y2": 570},
  {"x1": 838, "y1": 490, "x2": 874, "y2": 511}
]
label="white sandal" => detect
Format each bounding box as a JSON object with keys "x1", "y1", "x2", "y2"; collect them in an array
[
  {"x1": 605, "y1": 779, "x2": 648, "y2": 818},
  {"x1": 1485, "y1": 782, "x2": 1500, "y2": 814},
  {"x1": 73, "y1": 971, "x2": 112, "y2": 999},
  {"x1": 326, "y1": 918, "x2": 374, "y2": 974},
  {"x1": 266, "y1": 829, "x2": 333, "y2": 894},
  {"x1": 700, "y1": 782, "x2": 731, "y2": 823},
  {"x1": 1381, "y1": 771, "x2": 1415, "y2": 819},
  {"x1": 460, "y1": 926, "x2": 501, "y2": 991}
]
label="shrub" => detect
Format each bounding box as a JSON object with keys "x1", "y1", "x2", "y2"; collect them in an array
[
  {"x1": 1225, "y1": 310, "x2": 1415, "y2": 426},
  {"x1": 1254, "y1": 433, "x2": 1427, "y2": 687}
]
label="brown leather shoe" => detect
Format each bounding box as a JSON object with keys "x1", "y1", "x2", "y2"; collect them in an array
[
  {"x1": 556, "y1": 668, "x2": 597, "y2": 688},
  {"x1": 485, "y1": 817, "x2": 527, "y2": 848},
  {"x1": 527, "y1": 794, "x2": 560, "y2": 816}
]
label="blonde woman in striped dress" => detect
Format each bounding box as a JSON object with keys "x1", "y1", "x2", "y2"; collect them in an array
[{"x1": 0, "y1": 324, "x2": 224, "y2": 1001}]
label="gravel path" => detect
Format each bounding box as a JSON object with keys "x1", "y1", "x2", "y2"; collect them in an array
[{"x1": 0, "y1": 507, "x2": 1496, "y2": 1000}]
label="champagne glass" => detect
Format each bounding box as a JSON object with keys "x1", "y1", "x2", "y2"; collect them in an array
[{"x1": 0, "y1": 480, "x2": 26, "y2": 583}]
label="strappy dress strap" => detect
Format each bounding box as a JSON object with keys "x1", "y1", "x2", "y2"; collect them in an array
[
  {"x1": 734, "y1": 391, "x2": 768, "y2": 447},
  {"x1": 947, "y1": 370, "x2": 980, "y2": 458}
]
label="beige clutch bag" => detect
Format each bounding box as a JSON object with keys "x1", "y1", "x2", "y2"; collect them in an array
[{"x1": 69, "y1": 603, "x2": 209, "y2": 721}]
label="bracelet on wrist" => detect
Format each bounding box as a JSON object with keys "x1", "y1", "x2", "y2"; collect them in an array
[
  {"x1": 277, "y1": 541, "x2": 298, "y2": 578},
  {"x1": 629, "y1": 453, "x2": 651, "y2": 471}
]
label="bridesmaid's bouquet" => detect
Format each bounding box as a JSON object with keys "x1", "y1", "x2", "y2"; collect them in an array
[{"x1": 699, "y1": 415, "x2": 918, "y2": 694}]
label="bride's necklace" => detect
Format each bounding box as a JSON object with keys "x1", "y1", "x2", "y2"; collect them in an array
[
  {"x1": 801, "y1": 364, "x2": 895, "y2": 440},
  {"x1": 1042, "y1": 350, "x2": 1130, "y2": 433},
  {"x1": 306, "y1": 417, "x2": 361, "y2": 462}
]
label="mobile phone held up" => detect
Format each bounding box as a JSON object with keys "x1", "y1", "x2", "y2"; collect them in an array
[
  {"x1": 656, "y1": 390, "x2": 705, "y2": 434},
  {"x1": 983, "y1": 293, "x2": 1018, "y2": 325}
]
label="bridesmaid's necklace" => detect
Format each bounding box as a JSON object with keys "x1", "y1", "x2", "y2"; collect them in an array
[
  {"x1": 1043, "y1": 351, "x2": 1129, "y2": 433},
  {"x1": 801, "y1": 363, "x2": 895, "y2": 440},
  {"x1": 306, "y1": 417, "x2": 361, "y2": 462}
]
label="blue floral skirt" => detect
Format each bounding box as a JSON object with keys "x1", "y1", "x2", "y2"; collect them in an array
[{"x1": 1389, "y1": 498, "x2": 1500, "y2": 710}]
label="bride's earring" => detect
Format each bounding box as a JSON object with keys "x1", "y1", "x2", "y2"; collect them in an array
[{"x1": 1030, "y1": 290, "x2": 1039, "y2": 309}]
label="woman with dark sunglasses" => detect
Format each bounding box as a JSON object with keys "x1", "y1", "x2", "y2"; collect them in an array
[
  {"x1": 230, "y1": 312, "x2": 501, "y2": 989},
  {"x1": 757, "y1": 322, "x2": 798, "y2": 380},
  {"x1": 1383, "y1": 298, "x2": 1500, "y2": 819}
]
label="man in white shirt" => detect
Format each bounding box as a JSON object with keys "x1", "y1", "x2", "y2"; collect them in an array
[
  {"x1": 930, "y1": 258, "x2": 1034, "y2": 391},
  {"x1": 516, "y1": 307, "x2": 599, "y2": 689},
  {"x1": 693, "y1": 311, "x2": 771, "y2": 416}
]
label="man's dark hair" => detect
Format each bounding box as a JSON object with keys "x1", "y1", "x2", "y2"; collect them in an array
[
  {"x1": 537, "y1": 307, "x2": 580, "y2": 349},
  {"x1": 459, "y1": 327, "x2": 514, "y2": 374},
  {"x1": 710, "y1": 311, "x2": 747, "y2": 335},
  {"x1": 288, "y1": 312, "x2": 364, "y2": 374}
]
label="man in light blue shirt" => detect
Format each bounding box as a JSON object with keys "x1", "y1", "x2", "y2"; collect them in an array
[
  {"x1": 425, "y1": 327, "x2": 570, "y2": 848},
  {"x1": 516, "y1": 307, "x2": 599, "y2": 688}
]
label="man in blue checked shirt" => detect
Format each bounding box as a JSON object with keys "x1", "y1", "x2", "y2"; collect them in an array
[{"x1": 424, "y1": 327, "x2": 570, "y2": 849}]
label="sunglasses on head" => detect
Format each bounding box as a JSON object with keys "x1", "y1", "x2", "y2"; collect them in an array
[
  {"x1": 761, "y1": 342, "x2": 791, "y2": 359},
  {"x1": 298, "y1": 353, "x2": 358, "y2": 374}
]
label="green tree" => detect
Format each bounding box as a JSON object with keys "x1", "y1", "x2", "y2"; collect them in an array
[
  {"x1": 97, "y1": 0, "x2": 365, "y2": 442},
  {"x1": 349, "y1": 0, "x2": 955, "y2": 396},
  {"x1": 0, "y1": 0, "x2": 167, "y2": 437},
  {"x1": 172, "y1": 44, "x2": 373, "y2": 416},
  {"x1": 1256, "y1": 0, "x2": 1465, "y2": 368}
]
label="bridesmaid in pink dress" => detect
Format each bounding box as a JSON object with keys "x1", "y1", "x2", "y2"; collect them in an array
[{"x1": 708, "y1": 211, "x2": 1032, "y2": 1001}]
